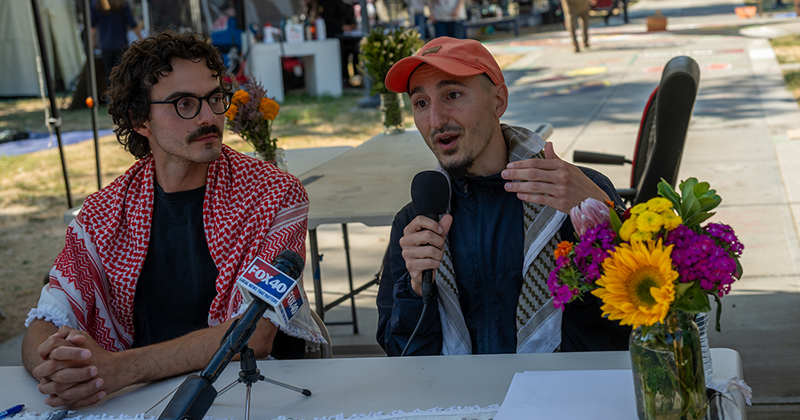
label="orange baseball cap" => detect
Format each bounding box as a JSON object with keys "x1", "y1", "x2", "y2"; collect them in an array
[{"x1": 385, "y1": 37, "x2": 505, "y2": 94}]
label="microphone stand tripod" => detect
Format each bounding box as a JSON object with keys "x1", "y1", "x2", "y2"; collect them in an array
[
  {"x1": 216, "y1": 345, "x2": 311, "y2": 420},
  {"x1": 159, "y1": 301, "x2": 311, "y2": 419}
]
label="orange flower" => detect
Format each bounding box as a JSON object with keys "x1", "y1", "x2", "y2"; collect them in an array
[
  {"x1": 259, "y1": 97, "x2": 280, "y2": 120},
  {"x1": 554, "y1": 241, "x2": 573, "y2": 259},
  {"x1": 232, "y1": 90, "x2": 250, "y2": 106},
  {"x1": 225, "y1": 103, "x2": 238, "y2": 121}
]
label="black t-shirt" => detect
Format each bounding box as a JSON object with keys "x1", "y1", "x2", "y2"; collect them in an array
[{"x1": 132, "y1": 183, "x2": 218, "y2": 348}]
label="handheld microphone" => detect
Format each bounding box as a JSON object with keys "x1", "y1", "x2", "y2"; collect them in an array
[
  {"x1": 159, "y1": 250, "x2": 305, "y2": 420},
  {"x1": 410, "y1": 170, "x2": 450, "y2": 304}
]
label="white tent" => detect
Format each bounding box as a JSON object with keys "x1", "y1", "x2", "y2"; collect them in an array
[{"x1": 0, "y1": 0, "x2": 84, "y2": 97}]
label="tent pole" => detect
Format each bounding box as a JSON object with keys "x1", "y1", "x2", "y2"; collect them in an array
[
  {"x1": 30, "y1": 0, "x2": 73, "y2": 209},
  {"x1": 81, "y1": 0, "x2": 103, "y2": 190}
]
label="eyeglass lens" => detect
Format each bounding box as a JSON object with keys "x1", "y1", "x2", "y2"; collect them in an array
[{"x1": 175, "y1": 93, "x2": 231, "y2": 119}]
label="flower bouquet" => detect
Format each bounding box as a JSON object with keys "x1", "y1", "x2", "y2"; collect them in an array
[
  {"x1": 548, "y1": 178, "x2": 744, "y2": 420},
  {"x1": 359, "y1": 26, "x2": 422, "y2": 134},
  {"x1": 226, "y1": 79, "x2": 282, "y2": 164}
]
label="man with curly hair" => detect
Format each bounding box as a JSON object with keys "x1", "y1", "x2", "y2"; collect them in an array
[{"x1": 21, "y1": 31, "x2": 324, "y2": 408}]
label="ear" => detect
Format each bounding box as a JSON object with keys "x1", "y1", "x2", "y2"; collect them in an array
[
  {"x1": 130, "y1": 110, "x2": 152, "y2": 138},
  {"x1": 494, "y1": 83, "x2": 509, "y2": 119}
]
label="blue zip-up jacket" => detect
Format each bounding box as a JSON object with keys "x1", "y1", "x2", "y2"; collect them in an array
[{"x1": 376, "y1": 167, "x2": 632, "y2": 356}]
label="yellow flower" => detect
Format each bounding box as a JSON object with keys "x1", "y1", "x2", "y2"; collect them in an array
[
  {"x1": 232, "y1": 90, "x2": 250, "y2": 106},
  {"x1": 630, "y1": 231, "x2": 652, "y2": 243},
  {"x1": 259, "y1": 97, "x2": 280, "y2": 120},
  {"x1": 630, "y1": 203, "x2": 649, "y2": 215},
  {"x1": 554, "y1": 241, "x2": 573, "y2": 259},
  {"x1": 619, "y1": 217, "x2": 637, "y2": 242},
  {"x1": 646, "y1": 197, "x2": 672, "y2": 213},
  {"x1": 225, "y1": 103, "x2": 238, "y2": 121},
  {"x1": 591, "y1": 239, "x2": 677, "y2": 329},
  {"x1": 661, "y1": 211, "x2": 682, "y2": 231},
  {"x1": 636, "y1": 211, "x2": 663, "y2": 233}
]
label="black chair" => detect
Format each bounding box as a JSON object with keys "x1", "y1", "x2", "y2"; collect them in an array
[{"x1": 574, "y1": 55, "x2": 700, "y2": 206}]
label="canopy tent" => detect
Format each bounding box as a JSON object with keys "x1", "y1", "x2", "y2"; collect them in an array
[{"x1": 0, "y1": 0, "x2": 84, "y2": 97}]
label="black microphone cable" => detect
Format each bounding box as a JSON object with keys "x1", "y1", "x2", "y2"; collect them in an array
[{"x1": 399, "y1": 171, "x2": 449, "y2": 357}]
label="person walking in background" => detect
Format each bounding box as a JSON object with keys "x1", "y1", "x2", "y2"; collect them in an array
[
  {"x1": 562, "y1": 0, "x2": 591, "y2": 52},
  {"x1": 91, "y1": 0, "x2": 142, "y2": 87},
  {"x1": 428, "y1": 0, "x2": 466, "y2": 39},
  {"x1": 407, "y1": 0, "x2": 429, "y2": 39}
]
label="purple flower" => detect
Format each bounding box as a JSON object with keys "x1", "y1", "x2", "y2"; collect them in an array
[
  {"x1": 665, "y1": 225, "x2": 740, "y2": 297},
  {"x1": 573, "y1": 222, "x2": 617, "y2": 282}
]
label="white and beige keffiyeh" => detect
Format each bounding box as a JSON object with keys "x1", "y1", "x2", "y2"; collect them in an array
[{"x1": 435, "y1": 125, "x2": 566, "y2": 355}]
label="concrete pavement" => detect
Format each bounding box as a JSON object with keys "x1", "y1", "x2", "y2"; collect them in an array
[{"x1": 3, "y1": 0, "x2": 800, "y2": 418}]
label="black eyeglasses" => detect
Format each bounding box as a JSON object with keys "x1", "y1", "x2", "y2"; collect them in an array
[{"x1": 150, "y1": 91, "x2": 234, "y2": 120}]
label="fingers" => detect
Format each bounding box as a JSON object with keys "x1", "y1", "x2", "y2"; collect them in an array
[
  {"x1": 44, "y1": 385, "x2": 107, "y2": 409},
  {"x1": 38, "y1": 370, "x2": 100, "y2": 395},
  {"x1": 501, "y1": 143, "x2": 609, "y2": 213},
  {"x1": 37, "y1": 326, "x2": 78, "y2": 360},
  {"x1": 399, "y1": 215, "x2": 452, "y2": 284}
]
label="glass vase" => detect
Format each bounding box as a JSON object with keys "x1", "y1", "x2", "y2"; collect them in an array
[
  {"x1": 630, "y1": 311, "x2": 708, "y2": 420},
  {"x1": 255, "y1": 148, "x2": 289, "y2": 172},
  {"x1": 380, "y1": 92, "x2": 405, "y2": 135}
]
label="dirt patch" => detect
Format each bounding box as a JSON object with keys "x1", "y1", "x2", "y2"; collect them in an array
[{"x1": 773, "y1": 45, "x2": 800, "y2": 64}]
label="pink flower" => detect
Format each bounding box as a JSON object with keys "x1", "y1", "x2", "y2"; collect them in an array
[{"x1": 570, "y1": 198, "x2": 610, "y2": 237}]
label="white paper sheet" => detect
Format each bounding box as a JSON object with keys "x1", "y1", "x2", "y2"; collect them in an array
[{"x1": 493, "y1": 369, "x2": 639, "y2": 420}]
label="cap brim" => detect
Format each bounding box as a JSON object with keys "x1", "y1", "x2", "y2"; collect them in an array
[{"x1": 385, "y1": 56, "x2": 486, "y2": 93}]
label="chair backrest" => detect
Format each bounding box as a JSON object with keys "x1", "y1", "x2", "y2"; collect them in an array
[
  {"x1": 631, "y1": 55, "x2": 700, "y2": 205},
  {"x1": 305, "y1": 309, "x2": 333, "y2": 359}
]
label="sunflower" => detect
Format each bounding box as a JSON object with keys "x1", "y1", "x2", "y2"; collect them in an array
[{"x1": 591, "y1": 239, "x2": 678, "y2": 328}]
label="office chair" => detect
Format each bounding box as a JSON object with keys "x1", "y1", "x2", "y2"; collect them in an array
[{"x1": 574, "y1": 55, "x2": 700, "y2": 206}]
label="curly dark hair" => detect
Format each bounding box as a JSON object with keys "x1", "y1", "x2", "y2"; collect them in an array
[{"x1": 107, "y1": 31, "x2": 229, "y2": 159}]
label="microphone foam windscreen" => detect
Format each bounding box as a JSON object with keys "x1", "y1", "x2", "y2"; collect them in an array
[
  {"x1": 411, "y1": 171, "x2": 450, "y2": 216},
  {"x1": 275, "y1": 250, "x2": 305, "y2": 279}
]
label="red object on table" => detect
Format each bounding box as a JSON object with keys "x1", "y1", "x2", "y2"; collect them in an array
[{"x1": 591, "y1": 0, "x2": 613, "y2": 10}]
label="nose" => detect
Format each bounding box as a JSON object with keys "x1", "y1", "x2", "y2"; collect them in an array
[
  {"x1": 196, "y1": 99, "x2": 217, "y2": 125},
  {"x1": 426, "y1": 99, "x2": 449, "y2": 131}
]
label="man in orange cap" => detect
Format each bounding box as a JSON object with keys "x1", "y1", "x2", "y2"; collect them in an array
[{"x1": 376, "y1": 37, "x2": 630, "y2": 356}]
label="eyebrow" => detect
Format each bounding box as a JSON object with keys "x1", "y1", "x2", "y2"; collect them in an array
[
  {"x1": 409, "y1": 79, "x2": 469, "y2": 97},
  {"x1": 162, "y1": 86, "x2": 226, "y2": 101}
]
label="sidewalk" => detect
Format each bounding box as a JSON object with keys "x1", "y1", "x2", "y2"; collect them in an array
[{"x1": 3, "y1": 0, "x2": 799, "y2": 418}]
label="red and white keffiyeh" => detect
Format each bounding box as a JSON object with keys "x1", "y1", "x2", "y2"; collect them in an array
[{"x1": 27, "y1": 145, "x2": 324, "y2": 351}]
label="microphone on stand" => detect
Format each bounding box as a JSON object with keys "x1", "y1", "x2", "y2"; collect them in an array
[
  {"x1": 159, "y1": 250, "x2": 306, "y2": 420},
  {"x1": 410, "y1": 170, "x2": 450, "y2": 304},
  {"x1": 400, "y1": 171, "x2": 450, "y2": 356}
]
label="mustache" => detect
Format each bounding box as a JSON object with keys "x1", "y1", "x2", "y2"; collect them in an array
[
  {"x1": 187, "y1": 125, "x2": 221, "y2": 142},
  {"x1": 429, "y1": 125, "x2": 464, "y2": 140}
]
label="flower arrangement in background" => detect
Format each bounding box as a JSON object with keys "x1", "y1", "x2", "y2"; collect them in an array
[
  {"x1": 226, "y1": 80, "x2": 281, "y2": 160},
  {"x1": 548, "y1": 178, "x2": 744, "y2": 331},
  {"x1": 359, "y1": 26, "x2": 423, "y2": 95}
]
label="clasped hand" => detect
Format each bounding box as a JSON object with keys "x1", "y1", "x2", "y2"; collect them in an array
[{"x1": 32, "y1": 326, "x2": 124, "y2": 408}]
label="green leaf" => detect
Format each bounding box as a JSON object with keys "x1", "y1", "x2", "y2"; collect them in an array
[
  {"x1": 683, "y1": 211, "x2": 715, "y2": 229},
  {"x1": 681, "y1": 192, "x2": 701, "y2": 220},
  {"x1": 692, "y1": 181, "x2": 710, "y2": 197},
  {"x1": 697, "y1": 195, "x2": 722, "y2": 213},
  {"x1": 714, "y1": 295, "x2": 723, "y2": 332},
  {"x1": 658, "y1": 178, "x2": 681, "y2": 210},
  {"x1": 609, "y1": 206, "x2": 623, "y2": 234},
  {"x1": 672, "y1": 282, "x2": 712, "y2": 313}
]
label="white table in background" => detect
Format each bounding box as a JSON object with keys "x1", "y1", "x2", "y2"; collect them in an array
[
  {"x1": 0, "y1": 348, "x2": 745, "y2": 420},
  {"x1": 248, "y1": 39, "x2": 343, "y2": 103}
]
